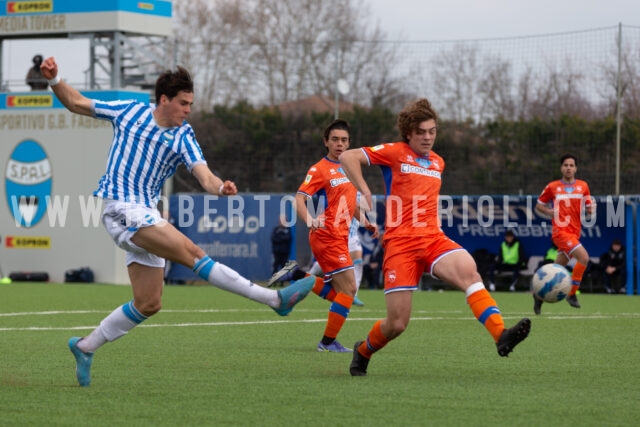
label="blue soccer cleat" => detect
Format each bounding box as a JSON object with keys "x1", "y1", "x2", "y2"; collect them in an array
[
  {"x1": 273, "y1": 276, "x2": 315, "y2": 316},
  {"x1": 68, "y1": 337, "x2": 94, "y2": 387},
  {"x1": 317, "y1": 340, "x2": 352, "y2": 352},
  {"x1": 352, "y1": 295, "x2": 365, "y2": 307}
]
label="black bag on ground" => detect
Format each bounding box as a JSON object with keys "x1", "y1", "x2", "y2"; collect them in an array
[
  {"x1": 9, "y1": 271, "x2": 49, "y2": 282},
  {"x1": 64, "y1": 267, "x2": 95, "y2": 283}
]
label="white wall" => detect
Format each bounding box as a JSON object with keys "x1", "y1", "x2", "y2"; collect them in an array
[{"x1": 0, "y1": 91, "x2": 147, "y2": 284}]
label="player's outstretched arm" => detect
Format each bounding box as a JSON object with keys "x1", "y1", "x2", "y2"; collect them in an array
[
  {"x1": 192, "y1": 164, "x2": 237, "y2": 197},
  {"x1": 40, "y1": 57, "x2": 92, "y2": 117}
]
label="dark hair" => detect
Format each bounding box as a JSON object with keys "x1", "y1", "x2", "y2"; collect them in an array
[
  {"x1": 32, "y1": 55, "x2": 43, "y2": 65},
  {"x1": 560, "y1": 153, "x2": 577, "y2": 166},
  {"x1": 155, "y1": 66, "x2": 193, "y2": 103},
  {"x1": 323, "y1": 118, "x2": 351, "y2": 141},
  {"x1": 505, "y1": 230, "x2": 515, "y2": 237},
  {"x1": 397, "y1": 98, "x2": 439, "y2": 142}
]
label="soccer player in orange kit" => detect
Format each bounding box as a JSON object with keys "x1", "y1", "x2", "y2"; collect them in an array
[
  {"x1": 339, "y1": 98, "x2": 531, "y2": 376},
  {"x1": 294, "y1": 119, "x2": 377, "y2": 352},
  {"x1": 534, "y1": 154, "x2": 595, "y2": 314}
]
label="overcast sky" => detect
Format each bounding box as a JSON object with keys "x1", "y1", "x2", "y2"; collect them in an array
[
  {"x1": 2, "y1": 0, "x2": 637, "y2": 89},
  {"x1": 368, "y1": 0, "x2": 636, "y2": 40}
]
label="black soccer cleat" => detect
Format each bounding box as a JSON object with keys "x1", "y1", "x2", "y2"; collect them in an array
[
  {"x1": 349, "y1": 341, "x2": 370, "y2": 377},
  {"x1": 566, "y1": 294, "x2": 581, "y2": 309},
  {"x1": 533, "y1": 294, "x2": 543, "y2": 315},
  {"x1": 497, "y1": 318, "x2": 531, "y2": 357}
]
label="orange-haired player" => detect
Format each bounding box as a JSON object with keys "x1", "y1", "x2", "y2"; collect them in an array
[
  {"x1": 340, "y1": 98, "x2": 531, "y2": 376},
  {"x1": 534, "y1": 154, "x2": 595, "y2": 314}
]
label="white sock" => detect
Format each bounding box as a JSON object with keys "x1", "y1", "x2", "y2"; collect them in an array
[
  {"x1": 78, "y1": 301, "x2": 147, "y2": 353},
  {"x1": 465, "y1": 282, "x2": 486, "y2": 298},
  {"x1": 308, "y1": 261, "x2": 323, "y2": 277},
  {"x1": 78, "y1": 328, "x2": 107, "y2": 353},
  {"x1": 194, "y1": 256, "x2": 279, "y2": 307},
  {"x1": 353, "y1": 259, "x2": 363, "y2": 293}
]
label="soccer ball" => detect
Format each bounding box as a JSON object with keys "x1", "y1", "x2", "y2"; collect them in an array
[{"x1": 531, "y1": 263, "x2": 572, "y2": 303}]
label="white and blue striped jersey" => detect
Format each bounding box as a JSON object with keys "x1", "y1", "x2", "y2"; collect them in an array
[{"x1": 92, "y1": 99, "x2": 206, "y2": 208}]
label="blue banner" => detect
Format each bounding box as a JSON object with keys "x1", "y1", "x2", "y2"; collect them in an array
[
  {"x1": 364, "y1": 195, "x2": 629, "y2": 263},
  {"x1": 0, "y1": 0, "x2": 172, "y2": 17},
  {"x1": 437, "y1": 195, "x2": 627, "y2": 259},
  {"x1": 0, "y1": 91, "x2": 149, "y2": 110},
  {"x1": 167, "y1": 194, "x2": 295, "y2": 282},
  {"x1": 167, "y1": 193, "x2": 631, "y2": 283}
]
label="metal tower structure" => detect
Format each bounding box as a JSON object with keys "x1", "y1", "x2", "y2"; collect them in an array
[{"x1": 0, "y1": 0, "x2": 174, "y2": 92}]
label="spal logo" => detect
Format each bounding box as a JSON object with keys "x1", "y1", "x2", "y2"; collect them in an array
[{"x1": 5, "y1": 140, "x2": 52, "y2": 227}]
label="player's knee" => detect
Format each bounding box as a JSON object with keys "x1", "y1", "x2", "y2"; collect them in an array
[
  {"x1": 467, "y1": 267, "x2": 483, "y2": 283},
  {"x1": 136, "y1": 299, "x2": 162, "y2": 316}
]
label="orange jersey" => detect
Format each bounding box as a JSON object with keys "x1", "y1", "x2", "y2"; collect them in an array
[
  {"x1": 297, "y1": 156, "x2": 357, "y2": 238},
  {"x1": 537, "y1": 179, "x2": 593, "y2": 237},
  {"x1": 362, "y1": 143, "x2": 444, "y2": 242}
]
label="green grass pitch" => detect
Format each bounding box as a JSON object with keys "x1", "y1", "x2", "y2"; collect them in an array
[{"x1": 1, "y1": 282, "x2": 639, "y2": 426}]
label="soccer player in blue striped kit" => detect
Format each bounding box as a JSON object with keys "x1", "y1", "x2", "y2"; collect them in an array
[{"x1": 40, "y1": 57, "x2": 315, "y2": 387}]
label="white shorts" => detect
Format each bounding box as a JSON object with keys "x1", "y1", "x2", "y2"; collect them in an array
[{"x1": 101, "y1": 199, "x2": 166, "y2": 268}]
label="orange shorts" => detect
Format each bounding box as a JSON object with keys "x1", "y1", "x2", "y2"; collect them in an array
[
  {"x1": 552, "y1": 231, "x2": 582, "y2": 258},
  {"x1": 382, "y1": 232, "x2": 463, "y2": 293},
  {"x1": 309, "y1": 230, "x2": 353, "y2": 276}
]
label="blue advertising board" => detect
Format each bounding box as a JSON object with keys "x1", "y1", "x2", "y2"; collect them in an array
[
  {"x1": 0, "y1": 0, "x2": 172, "y2": 17},
  {"x1": 0, "y1": 0, "x2": 172, "y2": 37},
  {"x1": 167, "y1": 193, "x2": 631, "y2": 285},
  {"x1": 0, "y1": 91, "x2": 149, "y2": 110},
  {"x1": 437, "y1": 195, "x2": 627, "y2": 259},
  {"x1": 167, "y1": 193, "x2": 296, "y2": 282},
  {"x1": 361, "y1": 194, "x2": 628, "y2": 261}
]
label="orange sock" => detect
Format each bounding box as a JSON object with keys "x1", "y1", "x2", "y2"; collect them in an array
[
  {"x1": 466, "y1": 286, "x2": 505, "y2": 342},
  {"x1": 570, "y1": 262, "x2": 586, "y2": 296},
  {"x1": 312, "y1": 277, "x2": 336, "y2": 301},
  {"x1": 358, "y1": 320, "x2": 390, "y2": 359},
  {"x1": 323, "y1": 292, "x2": 353, "y2": 339}
]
